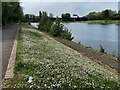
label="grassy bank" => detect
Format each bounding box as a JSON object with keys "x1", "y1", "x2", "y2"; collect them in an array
[
  {"x1": 8, "y1": 24, "x2": 119, "y2": 89},
  {"x1": 81, "y1": 20, "x2": 120, "y2": 24},
  {"x1": 76, "y1": 42, "x2": 118, "y2": 61}
]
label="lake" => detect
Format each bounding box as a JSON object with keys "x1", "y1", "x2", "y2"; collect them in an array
[{"x1": 31, "y1": 22, "x2": 119, "y2": 57}]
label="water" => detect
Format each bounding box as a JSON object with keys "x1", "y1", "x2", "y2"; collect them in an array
[
  {"x1": 31, "y1": 23, "x2": 39, "y2": 28},
  {"x1": 64, "y1": 23, "x2": 119, "y2": 56},
  {"x1": 31, "y1": 22, "x2": 119, "y2": 57}
]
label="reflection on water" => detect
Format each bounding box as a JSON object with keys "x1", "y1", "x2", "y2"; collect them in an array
[{"x1": 31, "y1": 23, "x2": 38, "y2": 28}]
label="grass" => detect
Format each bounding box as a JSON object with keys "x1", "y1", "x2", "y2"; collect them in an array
[
  {"x1": 81, "y1": 20, "x2": 120, "y2": 24},
  {"x1": 76, "y1": 41, "x2": 117, "y2": 61},
  {"x1": 10, "y1": 23, "x2": 120, "y2": 89}
]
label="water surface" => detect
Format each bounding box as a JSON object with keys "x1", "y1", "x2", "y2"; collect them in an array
[
  {"x1": 31, "y1": 22, "x2": 119, "y2": 56},
  {"x1": 64, "y1": 23, "x2": 118, "y2": 56}
]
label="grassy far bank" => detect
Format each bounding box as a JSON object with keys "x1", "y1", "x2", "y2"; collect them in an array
[
  {"x1": 81, "y1": 20, "x2": 120, "y2": 24},
  {"x1": 8, "y1": 23, "x2": 119, "y2": 89}
]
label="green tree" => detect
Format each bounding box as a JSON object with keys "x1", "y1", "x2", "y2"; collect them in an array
[
  {"x1": 62, "y1": 13, "x2": 71, "y2": 21},
  {"x1": 85, "y1": 9, "x2": 119, "y2": 20},
  {"x1": 38, "y1": 11, "x2": 52, "y2": 32},
  {"x1": 2, "y1": 2, "x2": 24, "y2": 26},
  {"x1": 102, "y1": 9, "x2": 110, "y2": 20},
  {"x1": 50, "y1": 17, "x2": 63, "y2": 36},
  {"x1": 39, "y1": 11, "x2": 74, "y2": 41},
  {"x1": 61, "y1": 27, "x2": 74, "y2": 40},
  {"x1": 87, "y1": 12, "x2": 98, "y2": 20},
  {"x1": 50, "y1": 17, "x2": 74, "y2": 40},
  {"x1": 96, "y1": 12, "x2": 103, "y2": 20}
]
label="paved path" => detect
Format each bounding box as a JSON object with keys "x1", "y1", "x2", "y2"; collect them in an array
[
  {"x1": 2, "y1": 24, "x2": 18, "y2": 79},
  {"x1": 54, "y1": 37, "x2": 120, "y2": 74}
]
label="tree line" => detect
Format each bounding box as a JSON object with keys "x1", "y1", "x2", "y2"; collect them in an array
[
  {"x1": 85, "y1": 9, "x2": 120, "y2": 20},
  {"x1": 2, "y1": 1, "x2": 24, "y2": 26},
  {"x1": 25, "y1": 9, "x2": 120, "y2": 23},
  {"x1": 61, "y1": 9, "x2": 120, "y2": 21}
]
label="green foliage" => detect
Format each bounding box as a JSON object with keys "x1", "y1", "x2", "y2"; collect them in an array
[
  {"x1": 30, "y1": 31, "x2": 41, "y2": 38},
  {"x1": 86, "y1": 9, "x2": 119, "y2": 20},
  {"x1": 15, "y1": 60, "x2": 25, "y2": 71},
  {"x1": 61, "y1": 27, "x2": 74, "y2": 40},
  {"x1": 25, "y1": 14, "x2": 35, "y2": 22},
  {"x1": 87, "y1": 12, "x2": 99, "y2": 20},
  {"x1": 2, "y1": 2, "x2": 24, "y2": 26},
  {"x1": 49, "y1": 17, "x2": 63, "y2": 36},
  {"x1": 49, "y1": 23, "x2": 59, "y2": 36},
  {"x1": 99, "y1": 44, "x2": 105, "y2": 53},
  {"x1": 38, "y1": 11, "x2": 52, "y2": 32},
  {"x1": 39, "y1": 12, "x2": 74, "y2": 41},
  {"x1": 102, "y1": 10, "x2": 110, "y2": 20},
  {"x1": 62, "y1": 13, "x2": 71, "y2": 21},
  {"x1": 13, "y1": 24, "x2": 120, "y2": 89},
  {"x1": 50, "y1": 17, "x2": 74, "y2": 40}
]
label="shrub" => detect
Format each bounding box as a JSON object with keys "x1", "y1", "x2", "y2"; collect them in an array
[
  {"x1": 15, "y1": 60, "x2": 25, "y2": 71},
  {"x1": 61, "y1": 27, "x2": 74, "y2": 40},
  {"x1": 39, "y1": 11, "x2": 74, "y2": 41},
  {"x1": 50, "y1": 18, "x2": 74, "y2": 40},
  {"x1": 99, "y1": 44, "x2": 106, "y2": 53},
  {"x1": 38, "y1": 11, "x2": 52, "y2": 32},
  {"x1": 49, "y1": 18, "x2": 63, "y2": 36}
]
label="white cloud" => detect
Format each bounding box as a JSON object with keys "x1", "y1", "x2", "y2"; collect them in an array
[{"x1": 21, "y1": 2, "x2": 118, "y2": 17}]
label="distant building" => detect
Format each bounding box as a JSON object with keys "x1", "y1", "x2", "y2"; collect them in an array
[{"x1": 72, "y1": 14, "x2": 79, "y2": 18}]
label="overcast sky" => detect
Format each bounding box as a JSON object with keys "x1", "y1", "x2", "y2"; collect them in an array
[{"x1": 20, "y1": 1, "x2": 119, "y2": 17}]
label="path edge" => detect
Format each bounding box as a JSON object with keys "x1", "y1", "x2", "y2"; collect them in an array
[{"x1": 4, "y1": 26, "x2": 19, "y2": 79}]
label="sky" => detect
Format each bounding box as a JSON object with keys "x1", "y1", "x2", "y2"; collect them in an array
[{"x1": 20, "y1": 1, "x2": 119, "y2": 17}]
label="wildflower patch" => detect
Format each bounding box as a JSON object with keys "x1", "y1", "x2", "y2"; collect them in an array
[{"x1": 13, "y1": 24, "x2": 119, "y2": 89}]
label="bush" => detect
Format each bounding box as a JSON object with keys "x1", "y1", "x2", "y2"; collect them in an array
[
  {"x1": 15, "y1": 60, "x2": 25, "y2": 71},
  {"x1": 99, "y1": 44, "x2": 106, "y2": 54},
  {"x1": 49, "y1": 23, "x2": 58, "y2": 36},
  {"x1": 39, "y1": 11, "x2": 74, "y2": 41},
  {"x1": 49, "y1": 18, "x2": 74, "y2": 40},
  {"x1": 49, "y1": 18, "x2": 63, "y2": 36},
  {"x1": 38, "y1": 11, "x2": 52, "y2": 32},
  {"x1": 61, "y1": 13, "x2": 71, "y2": 21},
  {"x1": 61, "y1": 27, "x2": 74, "y2": 40}
]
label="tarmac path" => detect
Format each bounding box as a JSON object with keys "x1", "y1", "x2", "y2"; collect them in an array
[{"x1": 2, "y1": 24, "x2": 18, "y2": 79}]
